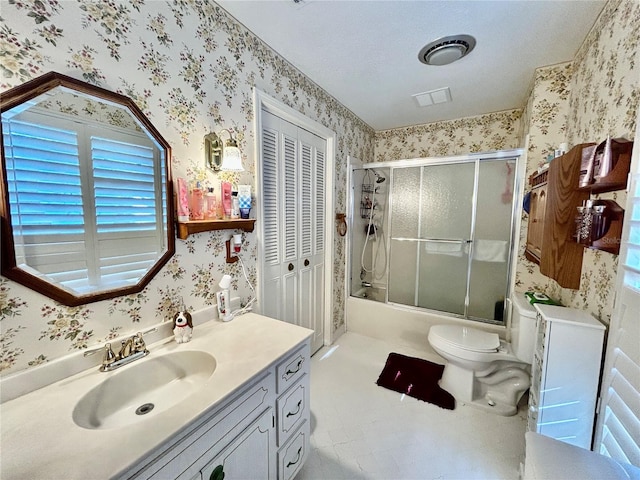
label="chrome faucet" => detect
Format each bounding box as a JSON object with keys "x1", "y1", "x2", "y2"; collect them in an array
[{"x1": 84, "y1": 327, "x2": 156, "y2": 372}]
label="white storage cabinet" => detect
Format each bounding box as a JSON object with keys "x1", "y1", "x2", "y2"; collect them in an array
[
  {"x1": 528, "y1": 304, "x2": 605, "y2": 449},
  {"x1": 122, "y1": 340, "x2": 310, "y2": 480}
]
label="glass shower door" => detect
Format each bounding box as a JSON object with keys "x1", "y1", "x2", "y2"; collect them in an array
[
  {"x1": 467, "y1": 159, "x2": 516, "y2": 321},
  {"x1": 389, "y1": 163, "x2": 475, "y2": 315}
]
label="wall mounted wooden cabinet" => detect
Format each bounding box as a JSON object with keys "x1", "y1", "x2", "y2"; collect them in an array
[{"x1": 525, "y1": 144, "x2": 594, "y2": 289}]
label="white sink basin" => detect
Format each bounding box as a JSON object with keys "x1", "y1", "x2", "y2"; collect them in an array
[{"x1": 73, "y1": 350, "x2": 216, "y2": 430}]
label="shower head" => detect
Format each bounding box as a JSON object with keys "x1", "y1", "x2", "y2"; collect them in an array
[{"x1": 372, "y1": 169, "x2": 386, "y2": 183}]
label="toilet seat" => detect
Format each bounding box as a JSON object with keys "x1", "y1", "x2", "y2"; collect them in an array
[{"x1": 429, "y1": 325, "x2": 500, "y2": 353}]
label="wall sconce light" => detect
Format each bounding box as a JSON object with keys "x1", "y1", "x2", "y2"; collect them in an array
[{"x1": 204, "y1": 129, "x2": 244, "y2": 172}]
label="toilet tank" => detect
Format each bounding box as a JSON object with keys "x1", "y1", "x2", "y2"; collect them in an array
[{"x1": 511, "y1": 293, "x2": 538, "y2": 363}]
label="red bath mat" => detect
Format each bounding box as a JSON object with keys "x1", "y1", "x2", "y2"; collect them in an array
[{"x1": 376, "y1": 353, "x2": 455, "y2": 410}]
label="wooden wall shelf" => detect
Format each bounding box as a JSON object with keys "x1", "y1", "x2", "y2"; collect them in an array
[
  {"x1": 578, "y1": 139, "x2": 633, "y2": 194},
  {"x1": 177, "y1": 219, "x2": 256, "y2": 240}
]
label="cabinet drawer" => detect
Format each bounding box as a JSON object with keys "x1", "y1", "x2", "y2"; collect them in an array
[
  {"x1": 278, "y1": 420, "x2": 310, "y2": 480},
  {"x1": 277, "y1": 376, "x2": 308, "y2": 446},
  {"x1": 276, "y1": 344, "x2": 309, "y2": 394},
  {"x1": 133, "y1": 373, "x2": 275, "y2": 480}
]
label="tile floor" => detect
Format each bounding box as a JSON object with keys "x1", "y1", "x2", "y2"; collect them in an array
[{"x1": 297, "y1": 332, "x2": 527, "y2": 480}]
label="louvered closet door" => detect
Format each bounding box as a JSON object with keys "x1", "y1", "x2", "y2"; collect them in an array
[{"x1": 260, "y1": 111, "x2": 325, "y2": 354}]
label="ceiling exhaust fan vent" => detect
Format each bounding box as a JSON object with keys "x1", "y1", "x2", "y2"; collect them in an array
[{"x1": 418, "y1": 35, "x2": 476, "y2": 66}]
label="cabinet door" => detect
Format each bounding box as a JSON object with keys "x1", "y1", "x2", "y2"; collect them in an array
[
  {"x1": 201, "y1": 408, "x2": 276, "y2": 480},
  {"x1": 527, "y1": 183, "x2": 547, "y2": 260}
]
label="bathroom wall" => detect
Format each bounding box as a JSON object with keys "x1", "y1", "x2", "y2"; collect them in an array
[
  {"x1": 374, "y1": 109, "x2": 523, "y2": 162},
  {"x1": 0, "y1": 1, "x2": 374, "y2": 375},
  {"x1": 517, "y1": 0, "x2": 638, "y2": 323},
  {"x1": 372, "y1": 0, "x2": 638, "y2": 325}
]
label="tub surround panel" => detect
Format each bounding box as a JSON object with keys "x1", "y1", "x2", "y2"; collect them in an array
[
  {"x1": 346, "y1": 297, "x2": 505, "y2": 356},
  {"x1": 0, "y1": 0, "x2": 374, "y2": 375}
]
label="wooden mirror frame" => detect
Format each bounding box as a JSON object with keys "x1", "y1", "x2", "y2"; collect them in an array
[{"x1": 0, "y1": 72, "x2": 175, "y2": 306}]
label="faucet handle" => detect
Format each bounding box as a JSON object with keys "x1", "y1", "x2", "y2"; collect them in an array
[{"x1": 102, "y1": 343, "x2": 116, "y2": 367}]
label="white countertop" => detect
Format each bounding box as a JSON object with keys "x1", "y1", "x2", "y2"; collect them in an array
[{"x1": 0, "y1": 313, "x2": 312, "y2": 480}]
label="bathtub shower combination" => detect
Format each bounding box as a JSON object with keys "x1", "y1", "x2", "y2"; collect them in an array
[{"x1": 350, "y1": 151, "x2": 522, "y2": 325}]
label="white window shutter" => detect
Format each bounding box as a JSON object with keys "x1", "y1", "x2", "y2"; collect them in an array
[
  {"x1": 595, "y1": 146, "x2": 640, "y2": 466},
  {"x1": 3, "y1": 109, "x2": 166, "y2": 292}
]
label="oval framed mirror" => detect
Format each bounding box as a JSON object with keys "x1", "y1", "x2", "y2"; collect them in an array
[{"x1": 1, "y1": 72, "x2": 175, "y2": 306}]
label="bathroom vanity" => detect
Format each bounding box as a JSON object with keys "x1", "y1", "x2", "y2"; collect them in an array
[{"x1": 0, "y1": 313, "x2": 312, "y2": 480}]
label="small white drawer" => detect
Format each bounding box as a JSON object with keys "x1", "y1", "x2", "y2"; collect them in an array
[
  {"x1": 277, "y1": 376, "x2": 308, "y2": 446},
  {"x1": 276, "y1": 343, "x2": 309, "y2": 394},
  {"x1": 278, "y1": 420, "x2": 310, "y2": 480}
]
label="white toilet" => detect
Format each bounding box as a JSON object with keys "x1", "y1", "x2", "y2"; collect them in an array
[{"x1": 428, "y1": 293, "x2": 537, "y2": 416}]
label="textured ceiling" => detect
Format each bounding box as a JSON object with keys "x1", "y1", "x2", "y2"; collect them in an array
[{"x1": 217, "y1": 0, "x2": 606, "y2": 131}]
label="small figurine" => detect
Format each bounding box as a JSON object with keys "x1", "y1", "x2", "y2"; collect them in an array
[{"x1": 173, "y1": 311, "x2": 193, "y2": 343}]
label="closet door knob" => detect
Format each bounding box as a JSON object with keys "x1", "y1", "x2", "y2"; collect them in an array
[
  {"x1": 288, "y1": 263, "x2": 294, "y2": 271},
  {"x1": 304, "y1": 259, "x2": 310, "y2": 267}
]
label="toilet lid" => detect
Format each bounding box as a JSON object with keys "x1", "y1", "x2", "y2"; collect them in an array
[{"x1": 431, "y1": 325, "x2": 500, "y2": 352}]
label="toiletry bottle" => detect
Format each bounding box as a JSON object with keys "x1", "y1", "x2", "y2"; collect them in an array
[
  {"x1": 176, "y1": 178, "x2": 190, "y2": 222},
  {"x1": 231, "y1": 191, "x2": 240, "y2": 219},
  {"x1": 190, "y1": 182, "x2": 204, "y2": 220},
  {"x1": 205, "y1": 187, "x2": 217, "y2": 220},
  {"x1": 222, "y1": 182, "x2": 232, "y2": 219}
]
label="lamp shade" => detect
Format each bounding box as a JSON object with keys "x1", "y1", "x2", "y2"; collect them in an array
[{"x1": 221, "y1": 143, "x2": 244, "y2": 171}]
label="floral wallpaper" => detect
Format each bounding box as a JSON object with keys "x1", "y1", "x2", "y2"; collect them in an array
[
  {"x1": 516, "y1": 0, "x2": 638, "y2": 324},
  {"x1": 0, "y1": 0, "x2": 374, "y2": 375},
  {"x1": 35, "y1": 90, "x2": 144, "y2": 131},
  {"x1": 0, "y1": 0, "x2": 636, "y2": 377},
  {"x1": 514, "y1": 62, "x2": 575, "y2": 307},
  {"x1": 374, "y1": 109, "x2": 523, "y2": 162}
]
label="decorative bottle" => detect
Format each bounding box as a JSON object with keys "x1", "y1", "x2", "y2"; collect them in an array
[
  {"x1": 205, "y1": 187, "x2": 217, "y2": 220},
  {"x1": 189, "y1": 182, "x2": 204, "y2": 220}
]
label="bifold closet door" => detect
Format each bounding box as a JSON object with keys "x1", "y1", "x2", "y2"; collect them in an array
[{"x1": 260, "y1": 110, "x2": 325, "y2": 353}]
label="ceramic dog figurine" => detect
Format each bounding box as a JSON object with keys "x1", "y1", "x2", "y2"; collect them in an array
[{"x1": 173, "y1": 311, "x2": 193, "y2": 343}]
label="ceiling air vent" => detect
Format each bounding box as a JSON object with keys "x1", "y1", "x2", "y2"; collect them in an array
[{"x1": 418, "y1": 35, "x2": 476, "y2": 66}]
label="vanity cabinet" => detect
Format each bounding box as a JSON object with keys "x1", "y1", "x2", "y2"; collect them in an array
[
  {"x1": 527, "y1": 304, "x2": 605, "y2": 450},
  {"x1": 524, "y1": 144, "x2": 593, "y2": 289},
  {"x1": 125, "y1": 340, "x2": 310, "y2": 480},
  {"x1": 276, "y1": 345, "x2": 311, "y2": 480}
]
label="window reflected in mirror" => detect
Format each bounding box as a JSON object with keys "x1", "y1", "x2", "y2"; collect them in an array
[{"x1": 1, "y1": 72, "x2": 175, "y2": 306}]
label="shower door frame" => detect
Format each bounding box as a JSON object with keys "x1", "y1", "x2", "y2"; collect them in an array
[{"x1": 349, "y1": 149, "x2": 524, "y2": 325}]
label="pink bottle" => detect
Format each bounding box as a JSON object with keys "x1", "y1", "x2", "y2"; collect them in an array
[
  {"x1": 189, "y1": 182, "x2": 204, "y2": 220},
  {"x1": 221, "y1": 181, "x2": 232, "y2": 219}
]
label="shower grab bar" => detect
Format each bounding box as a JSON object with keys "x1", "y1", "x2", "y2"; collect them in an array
[{"x1": 391, "y1": 237, "x2": 473, "y2": 244}]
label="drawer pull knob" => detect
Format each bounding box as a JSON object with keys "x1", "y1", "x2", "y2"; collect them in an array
[
  {"x1": 286, "y1": 399, "x2": 303, "y2": 418},
  {"x1": 284, "y1": 359, "x2": 303, "y2": 377},
  {"x1": 286, "y1": 446, "x2": 303, "y2": 468}
]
